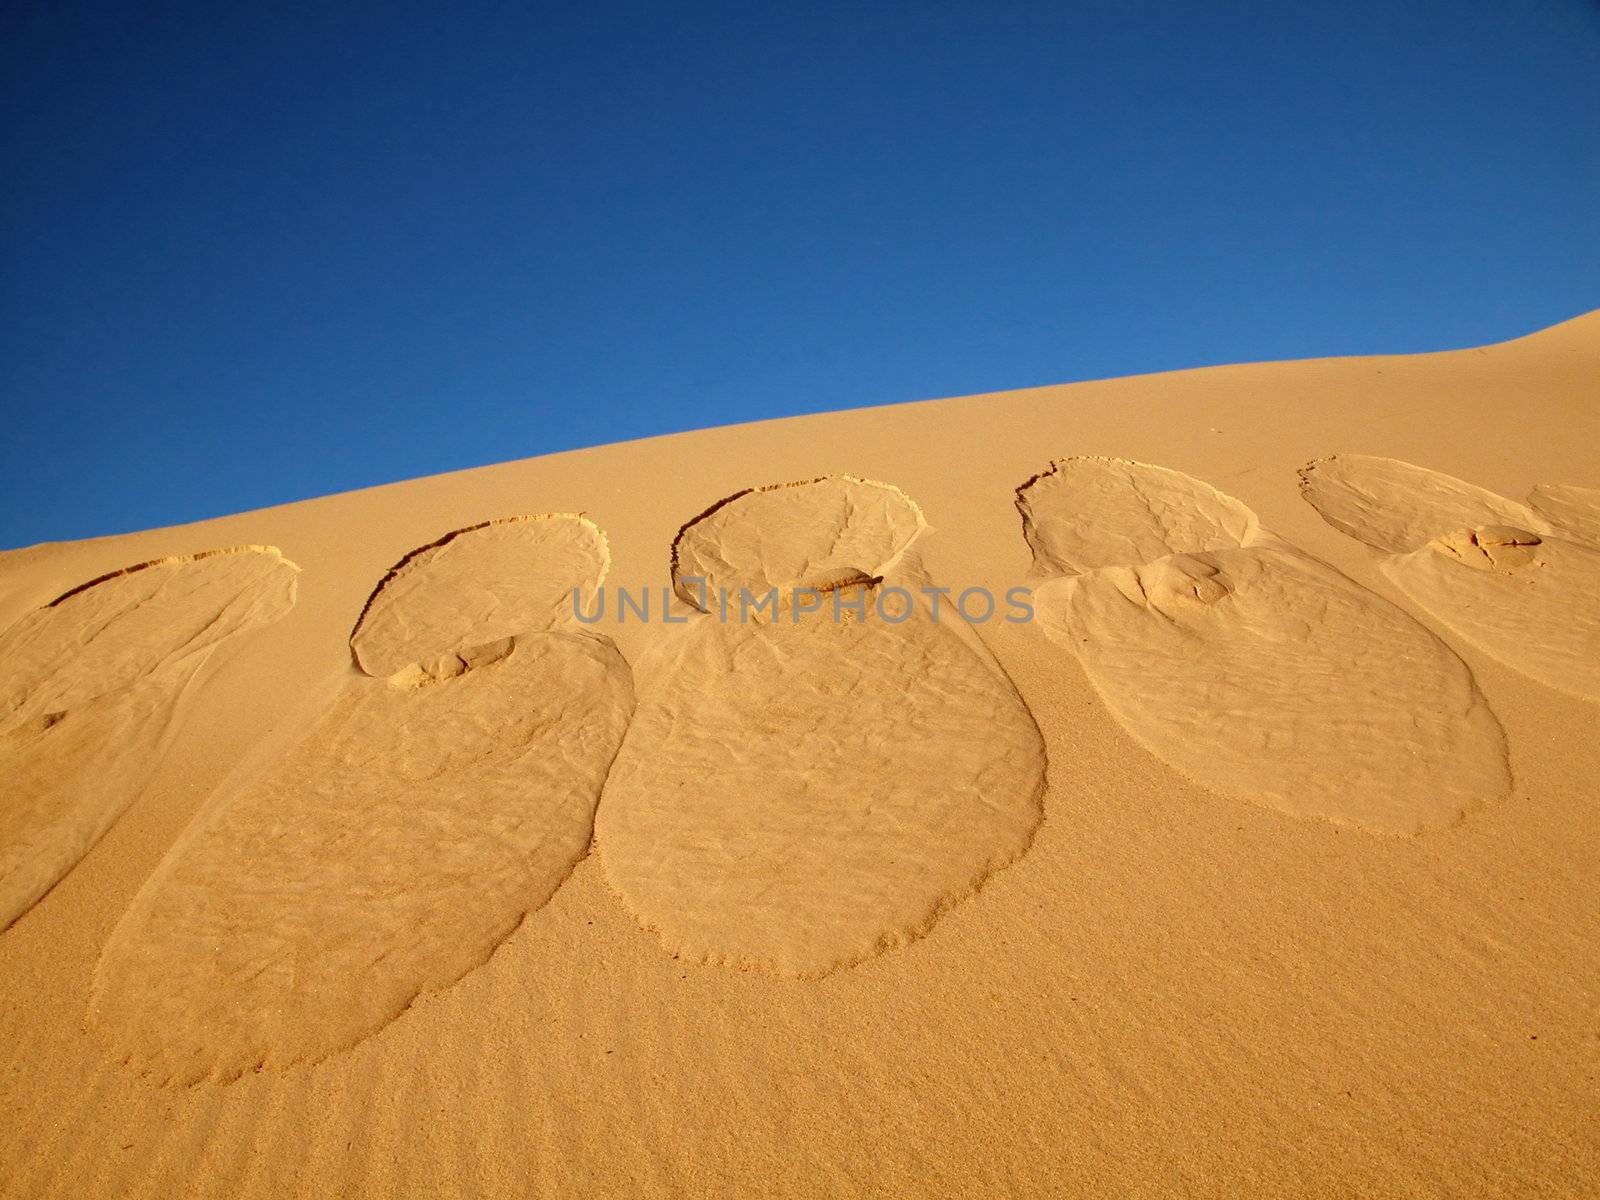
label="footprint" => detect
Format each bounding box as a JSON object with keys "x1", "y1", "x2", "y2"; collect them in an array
[
  {"x1": 1017, "y1": 458, "x2": 1509, "y2": 835},
  {"x1": 89, "y1": 515, "x2": 633, "y2": 1084},
  {"x1": 0, "y1": 547, "x2": 297, "y2": 932},
  {"x1": 595, "y1": 476, "x2": 1046, "y2": 978},
  {"x1": 1300, "y1": 456, "x2": 1600, "y2": 702}
]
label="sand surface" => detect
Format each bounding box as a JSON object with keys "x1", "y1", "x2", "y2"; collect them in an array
[{"x1": 2, "y1": 313, "x2": 1598, "y2": 1197}]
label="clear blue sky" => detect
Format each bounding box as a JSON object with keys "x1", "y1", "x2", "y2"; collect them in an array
[{"x1": 3, "y1": 2, "x2": 1597, "y2": 549}]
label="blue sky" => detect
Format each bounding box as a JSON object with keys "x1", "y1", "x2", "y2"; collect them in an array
[{"x1": 3, "y1": 1, "x2": 1597, "y2": 549}]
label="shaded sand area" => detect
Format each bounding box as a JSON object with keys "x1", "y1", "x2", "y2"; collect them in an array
[{"x1": 2, "y1": 312, "x2": 1598, "y2": 1197}]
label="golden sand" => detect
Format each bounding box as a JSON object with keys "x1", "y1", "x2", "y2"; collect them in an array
[{"x1": 2, "y1": 313, "x2": 1597, "y2": 1196}]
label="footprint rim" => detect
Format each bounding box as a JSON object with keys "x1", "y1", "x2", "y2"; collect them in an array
[
  {"x1": 1015, "y1": 455, "x2": 1511, "y2": 835},
  {"x1": 668, "y1": 474, "x2": 927, "y2": 610},
  {"x1": 1014, "y1": 454, "x2": 1261, "y2": 575},
  {"x1": 348, "y1": 512, "x2": 610, "y2": 678}
]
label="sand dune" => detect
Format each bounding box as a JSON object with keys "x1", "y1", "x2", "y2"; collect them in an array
[
  {"x1": 2, "y1": 313, "x2": 1598, "y2": 1197},
  {"x1": 1301, "y1": 456, "x2": 1600, "y2": 701},
  {"x1": 1017, "y1": 458, "x2": 1508, "y2": 834},
  {"x1": 0, "y1": 548, "x2": 296, "y2": 931},
  {"x1": 1529, "y1": 483, "x2": 1600, "y2": 546},
  {"x1": 596, "y1": 476, "x2": 1046, "y2": 976},
  {"x1": 88, "y1": 516, "x2": 632, "y2": 1084}
]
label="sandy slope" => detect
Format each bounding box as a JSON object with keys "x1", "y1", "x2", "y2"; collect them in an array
[{"x1": 1, "y1": 312, "x2": 1597, "y2": 1197}]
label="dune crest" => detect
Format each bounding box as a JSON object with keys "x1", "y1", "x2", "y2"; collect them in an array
[
  {"x1": 1019, "y1": 458, "x2": 1509, "y2": 834},
  {"x1": 1300, "y1": 457, "x2": 1600, "y2": 702},
  {"x1": 596, "y1": 476, "x2": 1046, "y2": 978},
  {"x1": 0, "y1": 547, "x2": 297, "y2": 931},
  {"x1": 89, "y1": 515, "x2": 632, "y2": 1084}
]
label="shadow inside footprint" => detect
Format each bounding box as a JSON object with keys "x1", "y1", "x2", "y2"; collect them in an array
[
  {"x1": 1018, "y1": 458, "x2": 1509, "y2": 834},
  {"x1": 0, "y1": 547, "x2": 298, "y2": 932},
  {"x1": 1300, "y1": 456, "x2": 1600, "y2": 702},
  {"x1": 595, "y1": 476, "x2": 1046, "y2": 978},
  {"x1": 88, "y1": 516, "x2": 633, "y2": 1085}
]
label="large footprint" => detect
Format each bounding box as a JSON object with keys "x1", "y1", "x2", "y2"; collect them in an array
[
  {"x1": 1, "y1": 547, "x2": 297, "y2": 932},
  {"x1": 1299, "y1": 455, "x2": 1600, "y2": 701},
  {"x1": 1016, "y1": 457, "x2": 1509, "y2": 835},
  {"x1": 596, "y1": 476, "x2": 1046, "y2": 978},
  {"x1": 89, "y1": 516, "x2": 633, "y2": 1084}
]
